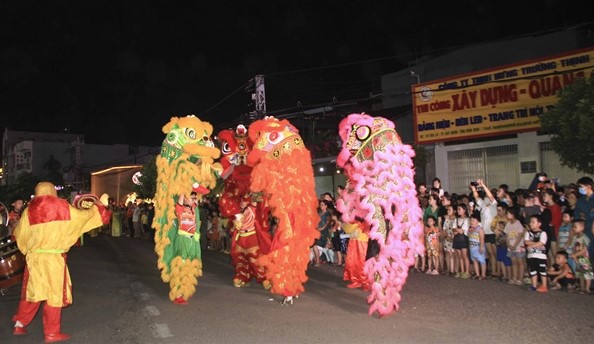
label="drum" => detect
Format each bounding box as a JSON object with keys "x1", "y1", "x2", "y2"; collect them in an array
[{"x1": 0, "y1": 235, "x2": 25, "y2": 292}]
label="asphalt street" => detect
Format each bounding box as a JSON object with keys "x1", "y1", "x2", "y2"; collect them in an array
[{"x1": 1, "y1": 234, "x2": 593, "y2": 344}]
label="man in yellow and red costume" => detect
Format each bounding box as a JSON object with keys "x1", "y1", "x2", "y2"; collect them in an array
[
  {"x1": 231, "y1": 193, "x2": 271, "y2": 288},
  {"x1": 11, "y1": 182, "x2": 111, "y2": 342}
]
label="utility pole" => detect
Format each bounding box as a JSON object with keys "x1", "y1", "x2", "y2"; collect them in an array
[
  {"x1": 73, "y1": 136, "x2": 83, "y2": 191},
  {"x1": 410, "y1": 70, "x2": 421, "y2": 84},
  {"x1": 252, "y1": 74, "x2": 266, "y2": 118}
]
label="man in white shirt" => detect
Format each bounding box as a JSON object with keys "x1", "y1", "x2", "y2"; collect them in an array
[
  {"x1": 132, "y1": 201, "x2": 143, "y2": 239},
  {"x1": 472, "y1": 179, "x2": 498, "y2": 277}
]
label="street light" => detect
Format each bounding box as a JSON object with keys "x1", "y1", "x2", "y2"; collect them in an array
[{"x1": 410, "y1": 70, "x2": 421, "y2": 84}]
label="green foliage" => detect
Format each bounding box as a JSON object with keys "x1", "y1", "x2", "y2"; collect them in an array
[
  {"x1": 0, "y1": 172, "x2": 40, "y2": 205},
  {"x1": 412, "y1": 144, "x2": 429, "y2": 185},
  {"x1": 42, "y1": 154, "x2": 64, "y2": 186},
  {"x1": 134, "y1": 155, "x2": 157, "y2": 199},
  {"x1": 412, "y1": 144, "x2": 428, "y2": 169},
  {"x1": 540, "y1": 74, "x2": 594, "y2": 175}
]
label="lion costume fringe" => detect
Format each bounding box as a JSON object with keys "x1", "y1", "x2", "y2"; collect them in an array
[
  {"x1": 217, "y1": 125, "x2": 271, "y2": 288},
  {"x1": 247, "y1": 116, "x2": 319, "y2": 300},
  {"x1": 336, "y1": 113, "x2": 423, "y2": 317},
  {"x1": 153, "y1": 115, "x2": 222, "y2": 302}
]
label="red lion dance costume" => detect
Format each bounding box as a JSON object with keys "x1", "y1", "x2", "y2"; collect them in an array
[
  {"x1": 217, "y1": 125, "x2": 271, "y2": 288},
  {"x1": 336, "y1": 113, "x2": 423, "y2": 317},
  {"x1": 218, "y1": 125, "x2": 252, "y2": 217},
  {"x1": 247, "y1": 116, "x2": 319, "y2": 305}
]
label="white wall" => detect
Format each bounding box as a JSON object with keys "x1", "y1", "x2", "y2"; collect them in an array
[{"x1": 314, "y1": 173, "x2": 346, "y2": 200}]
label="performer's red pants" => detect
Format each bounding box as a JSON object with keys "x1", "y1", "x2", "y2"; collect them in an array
[
  {"x1": 343, "y1": 239, "x2": 369, "y2": 289},
  {"x1": 13, "y1": 300, "x2": 62, "y2": 335},
  {"x1": 12, "y1": 264, "x2": 63, "y2": 335}
]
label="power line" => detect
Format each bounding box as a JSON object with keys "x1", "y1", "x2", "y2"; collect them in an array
[
  {"x1": 263, "y1": 21, "x2": 594, "y2": 78},
  {"x1": 266, "y1": 75, "x2": 373, "y2": 86},
  {"x1": 270, "y1": 82, "x2": 373, "y2": 96},
  {"x1": 200, "y1": 21, "x2": 594, "y2": 122},
  {"x1": 265, "y1": 62, "x2": 594, "y2": 118},
  {"x1": 201, "y1": 80, "x2": 252, "y2": 115}
]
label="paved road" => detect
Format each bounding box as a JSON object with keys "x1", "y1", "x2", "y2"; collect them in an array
[{"x1": 1, "y1": 234, "x2": 593, "y2": 343}]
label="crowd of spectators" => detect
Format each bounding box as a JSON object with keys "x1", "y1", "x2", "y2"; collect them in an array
[
  {"x1": 109, "y1": 197, "x2": 228, "y2": 254},
  {"x1": 307, "y1": 174, "x2": 594, "y2": 295},
  {"x1": 93, "y1": 173, "x2": 594, "y2": 296},
  {"x1": 413, "y1": 175, "x2": 593, "y2": 294}
]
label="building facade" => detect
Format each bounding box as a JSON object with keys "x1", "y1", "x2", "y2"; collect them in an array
[
  {"x1": 2, "y1": 128, "x2": 158, "y2": 190},
  {"x1": 379, "y1": 26, "x2": 594, "y2": 193}
]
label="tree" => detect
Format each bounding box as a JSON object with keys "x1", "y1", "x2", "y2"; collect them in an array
[
  {"x1": 540, "y1": 74, "x2": 594, "y2": 174},
  {"x1": 0, "y1": 172, "x2": 40, "y2": 205},
  {"x1": 42, "y1": 154, "x2": 64, "y2": 186},
  {"x1": 412, "y1": 144, "x2": 429, "y2": 185},
  {"x1": 134, "y1": 155, "x2": 157, "y2": 199}
]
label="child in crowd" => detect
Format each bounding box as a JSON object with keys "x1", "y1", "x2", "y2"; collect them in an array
[
  {"x1": 571, "y1": 219, "x2": 593, "y2": 295},
  {"x1": 414, "y1": 248, "x2": 426, "y2": 272},
  {"x1": 490, "y1": 202, "x2": 508, "y2": 278},
  {"x1": 329, "y1": 210, "x2": 344, "y2": 266},
  {"x1": 424, "y1": 216, "x2": 440, "y2": 275},
  {"x1": 521, "y1": 193, "x2": 541, "y2": 225},
  {"x1": 140, "y1": 205, "x2": 149, "y2": 239},
  {"x1": 442, "y1": 205, "x2": 457, "y2": 276},
  {"x1": 558, "y1": 210, "x2": 575, "y2": 270},
  {"x1": 414, "y1": 229, "x2": 426, "y2": 273},
  {"x1": 524, "y1": 214, "x2": 548, "y2": 292},
  {"x1": 547, "y1": 250, "x2": 576, "y2": 291},
  {"x1": 453, "y1": 204, "x2": 470, "y2": 278},
  {"x1": 491, "y1": 202, "x2": 508, "y2": 234},
  {"x1": 210, "y1": 213, "x2": 221, "y2": 251},
  {"x1": 505, "y1": 206, "x2": 526, "y2": 286},
  {"x1": 468, "y1": 214, "x2": 487, "y2": 280},
  {"x1": 494, "y1": 221, "x2": 511, "y2": 281},
  {"x1": 219, "y1": 214, "x2": 230, "y2": 254}
]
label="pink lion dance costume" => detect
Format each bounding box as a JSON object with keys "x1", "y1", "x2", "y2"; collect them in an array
[
  {"x1": 336, "y1": 113, "x2": 423, "y2": 317},
  {"x1": 217, "y1": 125, "x2": 271, "y2": 288},
  {"x1": 247, "y1": 116, "x2": 319, "y2": 305}
]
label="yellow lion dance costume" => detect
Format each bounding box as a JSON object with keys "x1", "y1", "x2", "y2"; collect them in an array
[
  {"x1": 153, "y1": 115, "x2": 221, "y2": 303},
  {"x1": 247, "y1": 116, "x2": 319, "y2": 305}
]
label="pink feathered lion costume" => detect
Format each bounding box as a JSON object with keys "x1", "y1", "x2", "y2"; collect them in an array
[{"x1": 336, "y1": 113, "x2": 423, "y2": 317}]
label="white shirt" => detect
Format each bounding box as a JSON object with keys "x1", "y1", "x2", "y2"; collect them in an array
[
  {"x1": 132, "y1": 207, "x2": 141, "y2": 222},
  {"x1": 524, "y1": 230, "x2": 548, "y2": 260},
  {"x1": 476, "y1": 197, "x2": 497, "y2": 235},
  {"x1": 456, "y1": 217, "x2": 470, "y2": 236}
]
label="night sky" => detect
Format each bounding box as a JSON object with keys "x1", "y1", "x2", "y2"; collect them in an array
[{"x1": 1, "y1": 1, "x2": 592, "y2": 146}]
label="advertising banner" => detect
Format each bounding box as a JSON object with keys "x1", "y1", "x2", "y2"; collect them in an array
[{"x1": 412, "y1": 47, "x2": 594, "y2": 144}]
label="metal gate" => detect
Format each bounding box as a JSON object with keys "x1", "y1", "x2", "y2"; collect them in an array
[{"x1": 447, "y1": 144, "x2": 519, "y2": 194}]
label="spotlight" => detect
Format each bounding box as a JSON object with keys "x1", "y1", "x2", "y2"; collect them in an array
[{"x1": 319, "y1": 167, "x2": 325, "y2": 172}]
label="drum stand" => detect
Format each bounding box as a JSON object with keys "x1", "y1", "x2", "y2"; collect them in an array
[{"x1": 1, "y1": 236, "x2": 25, "y2": 296}]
